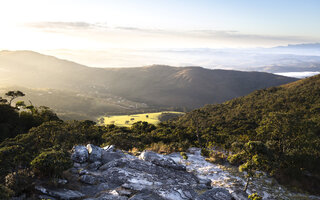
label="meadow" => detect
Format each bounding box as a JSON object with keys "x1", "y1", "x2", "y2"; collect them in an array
[{"x1": 98, "y1": 111, "x2": 184, "y2": 127}]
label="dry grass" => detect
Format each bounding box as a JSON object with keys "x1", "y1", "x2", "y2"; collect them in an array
[
  {"x1": 205, "y1": 151, "x2": 227, "y2": 164},
  {"x1": 129, "y1": 147, "x2": 140, "y2": 156},
  {"x1": 146, "y1": 142, "x2": 177, "y2": 155}
]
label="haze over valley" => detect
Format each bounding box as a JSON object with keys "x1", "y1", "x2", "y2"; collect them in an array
[{"x1": 0, "y1": 50, "x2": 297, "y2": 120}]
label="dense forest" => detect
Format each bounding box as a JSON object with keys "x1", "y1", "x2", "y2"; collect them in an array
[{"x1": 0, "y1": 74, "x2": 320, "y2": 198}]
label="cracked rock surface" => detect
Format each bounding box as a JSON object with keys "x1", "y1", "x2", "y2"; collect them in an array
[{"x1": 35, "y1": 144, "x2": 234, "y2": 200}]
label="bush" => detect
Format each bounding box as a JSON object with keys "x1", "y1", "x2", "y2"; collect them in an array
[
  {"x1": 0, "y1": 184, "x2": 14, "y2": 199},
  {"x1": 205, "y1": 151, "x2": 227, "y2": 164},
  {"x1": 248, "y1": 193, "x2": 262, "y2": 200},
  {"x1": 146, "y1": 142, "x2": 176, "y2": 154},
  {"x1": 5, "y1": 169, "x2": 34, "y2": 195},
  {"x1": 30, "y1": 149, "x2": 72, "y2": 177},
  {"x1": 228, "y1": 153, "x2": 245, "y2": 165},
  {"x1": 180, "y1": 152, "x2": 188, "y2": 160},
  {"x1": 201, "y1": 148, "x2": 210, "y2": 157}
]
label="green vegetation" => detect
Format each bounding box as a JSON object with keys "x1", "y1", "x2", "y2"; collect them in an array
[
  {"x1": 1, "y1": 74, "x2": 319, "y2": 197},
  {"x1": 248, "y1": 193, "x2": 263, "y2": 200},
  {"x1": 175, "y1": 75, "x2": 320, "y2": 194},
  {"x1": 180, "y1": 152, "x2": 188, "y2": 160},
  {"x1": 30, "y1": 148, "x2": 72, "y2": 177},
  {"x1": 99, "y1": 111, "x2": 184, "y2": 127},
  {"x1": 0, "y1": 51, "x2": 296, "y2": 119}
]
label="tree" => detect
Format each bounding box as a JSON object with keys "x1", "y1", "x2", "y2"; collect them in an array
[
  {"x1": 228, "y1": 141, "x2": 270, "y2": 192},
  {"x1": 5, "y1": 91, "x2": 25, "y2": 106},
  {"x1": 0, "y1": 97, "x2": 8, "y2": 104},
  {"x1": 15, "y1": 101, "x2": 26, "y2": 110}
]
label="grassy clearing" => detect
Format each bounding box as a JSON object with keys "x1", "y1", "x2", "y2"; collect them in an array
[{"x1": 98, "y1": 111, "x2": 184, "y2": 127}]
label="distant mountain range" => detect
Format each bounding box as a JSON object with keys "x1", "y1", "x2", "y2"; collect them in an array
[
  {"x1": 275, "y1": 43, "x2": 320, "y2": 49},
  {"x1": 0, "y1": 50, "x2": 297, "y2": 120}
]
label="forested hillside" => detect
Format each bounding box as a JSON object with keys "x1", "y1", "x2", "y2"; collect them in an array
[
  {"x1": 176, "y1": 74, "x2": 320, "y2": 193},
  {"x1": 0, "y1": 75, "x2": 319, "y2": 198}
]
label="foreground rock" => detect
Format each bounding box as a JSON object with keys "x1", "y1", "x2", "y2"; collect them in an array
[
  {"x1": 139, "y1": 150, "x2": 186, "y2": 171},
  {"x1": 71, "y1": 145, "x2": 89, "y2": 163},
  {"x1": 195, "y1": 188, "x2": 234, "y2": 200},
  {"x1": 35, "y1": 144, "x2": 235, "y2": 200},
  {"x1": 35, "y1": 185, "x2": 85, "y2": 200},
  {"x1": 87, "y1": 144, "x2": 102, "y2": 162}
]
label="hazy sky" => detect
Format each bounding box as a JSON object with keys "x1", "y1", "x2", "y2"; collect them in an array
[{"x1": 1, "y1": 0, "x2": 320, "y2": 50}]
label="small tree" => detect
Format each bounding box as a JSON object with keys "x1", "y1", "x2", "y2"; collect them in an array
[
  {"x1": 0, "y1": 97, "x2": 8, "y2": 104},
  {"x1": 5, "y1": 91, "x2": 25, "y2": 106},
  {"x1": 15, "y1": 101, "x2": 26, "y2": 110},
  {"x1": 228, "y1": 141, "x2": 270, "y2": 192}
]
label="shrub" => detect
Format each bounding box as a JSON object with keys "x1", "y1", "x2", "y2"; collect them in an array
[
  {"x1": 248, "y1": 193, "x2": 262, "y2": 200},
  {"x1": 5, "y1": 169, "x2": 34, "y2": 195},
  {"x1": 0, "y1": 184, "x2": 14, "y2": 199},
  {"x1": 146, "y1": 142, "x2": 176, "y2": 154},
  {"x1": 30, "y1": 149, "x2": 72, "y2": 177},
  {"x1": 129, "y1": 147, "x2": 140, "y2": 156},
  {"x1": 205, "y1": 151, "x2": 227, "y2": 164},
  {"x1": 201, "y1": 148, "x2": 210, "y2": 157},
  {"x1": 180, "y1": 152, "x2": 188, "y2": 160},
  {"x1": 227, "y1": 152, "x2": 245, "y2": 165}
]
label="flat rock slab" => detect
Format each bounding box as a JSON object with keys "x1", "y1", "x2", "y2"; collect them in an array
[
  {"x1": 35, "y1": 185, "x2": 85, "y2": 200},
  {"x1": 195, "y1": 188, "x2": 234, "y2": 200},
  {"x1": 139, "y1": 150, "x2": 186, "y2": 171}
]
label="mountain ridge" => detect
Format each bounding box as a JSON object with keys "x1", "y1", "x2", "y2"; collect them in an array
[{"x1": 0, "y1": 50, "x2": 297, "y2": 118}]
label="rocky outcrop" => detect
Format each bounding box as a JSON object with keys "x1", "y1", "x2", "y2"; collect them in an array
[
  {"x1": 87, "y1": 144, "x2": 102, "y2": 162},
  {"x1": 139, "y1": 150, "x2": 186, "y2": 171},
  {"x1": 71, "y1": 145, "x2": 89, "y2": 163},
  {"x1": 195, "y1": 188, "x2": 234, "y2": 200},
  {"x1": 35, "y1": 144, "x2": 235, "y2": 200},
  {"x1": 35, "y1": 185, "x2": 85, "y2": 200}
]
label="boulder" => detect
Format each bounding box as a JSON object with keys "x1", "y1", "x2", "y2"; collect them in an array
[
  {"x1": 96, "y1": 193, "x2": 128, "y2": 200},
  {"x1": 139, "y1": 150, "x2": 186, "y2": 171},
  {"x1": 35, "y1": 185, "x2": 85, "y2": 200},
  {"x1": 129, "y1": 189, "x2": 164, "y2": 200},
  {"x1": 57, "y1": 178, "x2": 68, "y2": 185},
  {"x1": 101, "y1": 151, "x2": 125, "y2": 164},
  {"x1": 87, "y1": 144, "x2": 102, "y2": 162},
  {"x1": 80, "y1": 175, "x2": 98, "y2": 185},
  {"x1": 115, "y1": 187, "x2": 134, "y2": 197},
  {"x1": 231, "y1": 189, "x2": 249, "y2": 200},
  {"x1": 199, "y1": 178, "x2": 212, "y2": 187},
  {"x1": 38, "y1": 195, "x2": 57, "y2": 200},
  {"x1": 195, "y1": 188, "x2": 234, "y2": 200},
  {"x1": 71, "y1": 146, "x2": 88, "y2": 164},
  {"x1": 103, "y1": 145, "x2": 115, "y2": 152},
  {"x1": 73, "y1": 162, "x2": 88, "y2": 168},
  {"x1": 87, "y1": 161, "x2": 102, "y2": 170}
]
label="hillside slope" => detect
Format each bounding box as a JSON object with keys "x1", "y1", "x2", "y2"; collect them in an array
[
  {"x1": 0, "y1": 50, "x2": 297, "y2": 111},
  {"x1": 176, "y1": 74, "x2": 320, "y2": 193}
]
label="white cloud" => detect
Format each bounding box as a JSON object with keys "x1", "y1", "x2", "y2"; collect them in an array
[{"x1": 24, "y1": 22, "x2": 317, "y2": 48}]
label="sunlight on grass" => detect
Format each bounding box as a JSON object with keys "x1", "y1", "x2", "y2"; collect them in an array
[{"x1": 98, "y1": 111, "x2": 184, "y2": 127}]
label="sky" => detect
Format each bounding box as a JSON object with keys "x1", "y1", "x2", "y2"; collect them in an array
[
  {"x1": 1, "y1": 0, "x2": 320, "y2": 50},
  {"x1": 0, "y1": 0, "x2": 320, "y2": 72}
]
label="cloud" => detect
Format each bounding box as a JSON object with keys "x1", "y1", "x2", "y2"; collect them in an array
[
  {"x1": 26, "y1": 21, "x2": 108, "y2": 31},
  {"x1": 186, "y1": 30, "x2": 311, "y2": 43},
  {"x1": 24, "y1": 21, "x2": 317, "y2": 48},
  {"x1": 113, "y1": 27, "x2": 314, "y2": 44}
]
